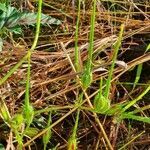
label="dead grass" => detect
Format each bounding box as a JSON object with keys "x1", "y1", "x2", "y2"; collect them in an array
[{"x1": 0, "y1": 0, "x2": 150, "y2": 149}]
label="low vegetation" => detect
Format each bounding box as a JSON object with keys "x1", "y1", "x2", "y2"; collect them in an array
[{"x1": 0, "y1": 0, "x2": 150, "y2": 149}]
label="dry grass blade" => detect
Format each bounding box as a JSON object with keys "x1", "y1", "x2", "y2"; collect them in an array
[{"x1": 0, "y1": 0, "x2": 150, "y2": 149}]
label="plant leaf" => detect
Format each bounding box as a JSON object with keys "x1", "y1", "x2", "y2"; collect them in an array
[
  {"x1": 0, "y1": 38, "x2": 3, "y2": 51},
  {"x1": 8, "y1": 25, "x2": 22, "y2": 34},
  {"x1": 0, "y1": 143, "x2": 5, "y2": 150},
  {"x1": 25, "y1": 127, "x2": 39, "y2": 137},
  {"x1": 0, "y1": 98, "x2": 11, "y2": 124},
  {"x1": 0, "y1": 5, "x2": 61, "y2": 31},
  {"x1": 121, "y1": 113, "x2": 150, "y2": 124},
  {"x1": 81, "y1": 71, "x2": 92, "y2": 89},
  {"x1": 133, "y1": 63, "x2": 143, "y2": 89},
  {"x1": 0, "y1": 3, "x2": 6, "y2": 12},
  {"x1": 146, "y1": 43, "x2": 150, "y2": 52},
  {"x1": 23, "y1": 104, "x2": 34, "y2": 127},
  {"x1": 43, "y1": 113, "x2": 52, "y2": 150},
  {"x1": 21, "y1": 13, "x2": 62, "y2": 25},
  {"x1": 94, "y1": 94, "x2": 110, "y2": 113},
  {"x1": 0, "y1": 10, "x2": 7, "y2": 29},
  {"x1": 4, "y1": 6, "x2": 21, "y2": 28},
  {"x1": 11, "y1": 114, "x2": 24, "y2": 130}
]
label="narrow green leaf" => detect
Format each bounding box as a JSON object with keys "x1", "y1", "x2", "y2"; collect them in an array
[
  {"x1": 23, "y1": 104, "x2": 34, "y2": 127},
  {"x1": 122, "y1": 85, "x2": 150, "y2": 112},
  {"x1": 104, "y1": 24, "x2": 124, "y2": 99},
  {"x1": 25, "y1": 127, "x2": 39, "y2": 137},
  {"x1": 0, "y1": 38, "x2": 3, "y2": 51},
  {"x1": 81, "y1": 0, "x2": 97, "y2": 89},
  {"x1": 74, "y1": 0, "x2": 81, "y2": 72},
  {"x1": 43, "y1": 113, "x2": 52, "y2": 150},
  {"x1": 82, "y1": 70, "x2": 92, "y2": 89},
  {"x1": 11, "y1": 114, "x2": 24, "y2": 130},
  {"x1": 122, "y1": 113, "x2": 150, "y2": 124},
  {"x1": 0, "y1": 3, "x2": 6, "y2": 12},
  {"x1": 146, "y1": 43, "x2": 150, "y2": 52},
  {"x1": 0, "y1": 98, "x2": 11, "y2": 124},
  {"x1": 133, "y1": 64, "x2": 143, "y2": 89}
]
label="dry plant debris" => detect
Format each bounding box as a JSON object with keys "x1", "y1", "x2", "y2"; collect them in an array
[{"x1": 0, "y1": 0, "x2": 150, "y2": 149}]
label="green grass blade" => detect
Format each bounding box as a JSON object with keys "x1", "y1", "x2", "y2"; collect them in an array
[
  {"x1": 133, "y1": 42, "x2": 150, "y2": 89},
  {"x1": 74, "y1": 0, "x2": 81, "y2": 72},
  {"x1": 24, "y1": 0, "x2": 42, "y2": 128},
  {"x1": 0, "y1": 98, "x2": 11, "y2": 125},
  {"x1": 68, "y1": 109, "x2": 80, "y2": 150},
  {"x1": 121, "y1": 113, "x2": 150, "y2": 124},
  {"x1": 122, "y1": 85, "x2": 150, "y2": 112},
  {"x1": 133, "y1": 63, "x2": 143, "y2": 89},
  {"x1": 68, "y1": 93, "x2": 83, "y2": 150},
  {"x1": 146, "y1": 43, "x2": 150, "y2": 52},
  {"x1": 0, "y1": 54, "x2": 28, "y2": 85},
  {"x1": 82, "y1": 0, "x2": 96, "y2": 89},
  {"x1": 87, "y1": 0, "x2": 97, "y2": 71},
  {"x1": 43, "y1": 113, "x2": 52, "y2": 150},
  {"x1": 0, "y1": 0, "x2": 42, "y2": 85},
  {"x1": 104, "y1": 24, "x2": 124, "y2": 99}
]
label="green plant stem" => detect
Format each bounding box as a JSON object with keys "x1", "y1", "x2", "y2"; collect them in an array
[
  {"x1": 35, "y1": 105, "x2": 73, "y2": 115},
  {"x1": 25, "y1": 0, "x2": 42, "y2": 106},
  {"x1": 0, "y1": 54, "x2": 27, "y2": 85},
  {"x1": 122, "y1": 85, "x2": 150, "y2": 112},
  {"x1": 73, "y1": 93, "x2": 83, "y2": 137},
  {"x1": 0, "y1": 0, "x2": 42, "y2": 86},
  {"x1": 61, "y1": 39, "x2": 113, "y2": 150},
  {"x1": 133, "y1": 63, "x2": 143, "y2": 89},
  {"x1": 30, "y1": 0, "x2": 42, "y2": 51},
  {"x1": 87, "y1": 0, "x2": 96, "y2": 73},
  {"x1": 75, "y1": 0, "x2": 81, "y2": 71},
  {"x1": 23, "y1": 107, "x2": 77, "y2": 147},
  {"x1": 81, "y1": 0, "x2": 97, "y2": 90},
  {"x1": 43, "y1": 112, "x2": 52, "y2": 150},
  {"x1": 121, "y1": 113, "x2": 150, "y2": 124},
  {"x1": 104, "y1": 24, "x2": 124, "y2": 99}
]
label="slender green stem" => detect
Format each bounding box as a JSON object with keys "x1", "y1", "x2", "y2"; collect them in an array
[
  {"x1": 25, "y1": 0, "x2": 42, "y2": 106},
  {"x1": 0, "y1": 55, "x2": 28, "y2": 85},
  {"x1": 30, "y1": 0, "x2": 42, "y2": 51},
  {"x1": 81, "y1": 0, "x2": 97, "y2": 90},
  {"x1": 0, "y1": 0, "x2": 42, "y2": 86},
  {"x1": 122, "y1": 85, "x2": 150, "y2": 112},
  {"x1": 75, "y1": 0, "x2": 81, "y2": 71},
  {"x1": 104, "y1": 24, "x2": 124, "y2": 99},
  {"x1": 35, "y1": 105, "x2": 73, "y2": 115},
  {"x1": 87, "y1": 0, "x2": 97, "y2": 73}
]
